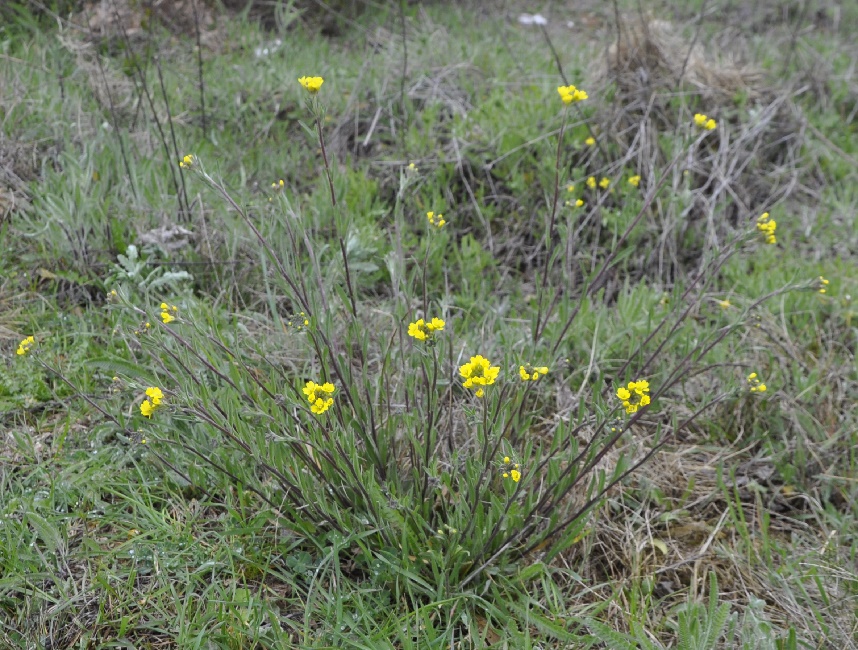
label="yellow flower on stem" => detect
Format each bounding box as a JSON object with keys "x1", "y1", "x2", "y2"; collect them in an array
[
  {"x1": 303, "y1": 380, "x2": 335, "y2": 415},
  {"x1": 501, "y1": 455, "x2": 522, "y2": 483},
  {"x1": 693, "y1": 113, "x2": 716, "y2": 130},
  {"x1": 407, "y1": 317, "x2": 445, "y2": 343},
  {"x1": 584, "y1": 136, "x2": 595, "y2": 146},
  {"x1": 16, "y1": 335, "x2": 35, "y2": 356},
  {"x1": 756, "y1": 213, "x2": 777, "y2": 245},
  {"x1": 179, "y1": 154, "x2": 195, "y2": 169},
  {"x1": 426, "y1": 211, "x2": 446, "y2": 228},
  {"x1": 817, "y1": 276, "x2": 829, "y2": 294},
  {"x1": 519, "y1": 364, "x2": 549, "y2": 382},
  {"x1": 298, "y1": 76, "x2": 324, "y2": 94},
  {"x1": 616, "y1": 379, "x2": 651, "y2": 414},
  {"x1": 557, "y1": 85, "x2": 588, "y2": 105},
  {"x1": 628, "y1": 175, "x2": 641, "y2": 187},
  {"x1": 459, "y1": 355, "x2": 500, "y2": 398},
  {"x1": 747, "y1": 372, "x2": 767, "y2": 393},
  {"x1": 586, "y1": 176, "x2": 596, "y2": 189},
  {"x1": 145, "y1": 386, "x2": 164, "y2": 406},
  {"x1": 160, "y1": 302, "x2": 179, "y2": 323},
  {"x1": 599, "y1": 177, "x2": 610, "y2": 189},
  {"x1": 140, "y1": 400, "x2": 155, "y2": 418}
]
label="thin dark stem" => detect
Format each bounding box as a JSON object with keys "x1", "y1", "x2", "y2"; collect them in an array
[{"x1": 191, "y1": 0, "x2": 207, "y2": 139}]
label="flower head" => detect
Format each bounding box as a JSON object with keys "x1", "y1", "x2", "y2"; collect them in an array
[
  {"x1": 693, "y1": 113, "x2": 717, "y2": 130},
  {"x1": 566, "y1": 184, "x2": 576, "y2": 193},
  {"x1": 407, "y1": 317, "x2": 445, "y2": 343},
  {"x1": 16, "y1": 335, "x2": 35, "y2": 356},
  {"x1": 519, "y1": 364, "x2": 549, "y2": 382},
  {"x1": 459, "y1": 355, "x2": 500, "y2": 398},
  {"x1": 575, "y1": 199, "x2": 584, "y2": 208},
  {"x1": 160, "y1": 302, "x2": 179, "y2": 324},
  {"x1": 140, "y1": 386, "x2": 164, "y2": 418},
  {"x1": 584, "y1": 136, "x2": 596, "y2": 146},
  {"x1": 599, "y1": 177, "x2": 610, "y2": 189},
  {"x1": 500, "y1": 455, "x2": 522, "y2": 483},
  {"x1": 616, "y1": 379, "x2": 651, "y2": 414},
  {"x1": 179, "y1": 154, "x2": 195, "y2": 169},
  {"x1": 426, "y1": 211, "x2": 446, "y2": 228},
  {"x1": 756, "y1": 213, "x2": 777, "y2": 245},
  {"x1": 628, "y1": 175, "x2": 641, "y2": 188},
  {"x1": 717, "y1": 299, "x2": 731, "y2": 309},
  {"x1": 817, "y1": 276, "x2": 830, "y2": 294},
  {"x1": 298, "y1": 76, "x2": 324, "y2": 94},
  {"x1": 272, "y1": 179, "x2": 285, "y2": 190},
  {"x1": 145, "y1": 386, "x2": 164, "y2": 406},
  {"x1": 747, "y1": 372, "x2": 767, "y2": 393},
  {"x1": 303, "y1": 380, "x2": 335, "y2": 415},
  {"x1": 586, "y1": 176, "x2": 596, "y2": 189},
  {"x1": 557, "y1": 85, "x2": 588, "y2": 105}
]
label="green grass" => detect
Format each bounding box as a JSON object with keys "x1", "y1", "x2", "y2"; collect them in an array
[{"x1": 1, "y1": 1, "x2": 857, "y2": 648}]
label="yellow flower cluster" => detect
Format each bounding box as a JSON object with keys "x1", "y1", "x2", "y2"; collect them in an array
[
  {"x1": 693, "y1": 113, "x2": 717, "y2": 130},
  {"x1": 501, "y1": 456, "x2": 521, "y2": 483},
  {"x1": 459, "y1": 355, "x2": 500, "y2": 398},
  {"x1": 298, "y1": 76, "x2": 324, "y2": 94},
  {"x1": 557, "y1": 85, "x2": 588, "y2": 105},
  {"x1": 16, "y1": 335, "x2": 35, "y2": 356},
  {"x1": 408, "y1": 317, "x2": 445, "y2": 343},
  {"x1": 584, "y1": 136, "x2": 596, "y2": 146},
  {"x1": 616, "y1": 379, "x2": 651, "y2": 414},
  {"x1": 756, "y1": 213, "x2": 777, "y2": 245},
  {"x1": 747, "y1": 372, "x2": 767, "y2": 393},
  {"x1": 628, "y1": 175, "x2": 641, "y2": 187},
  {"x1": 140, "y1": 386, "x2": 164, "y2": 418},
  {"x1": 271, "y1": 179, "x2": 285, "y2": 190},
  {"x1": 426, "y1": 211, "x2": 446, "y2": 228},
  {"x1": 160, "y1": 302, "x2": 178, "y2": 324},
  {"x1": 179, "y1": 154, "x2": 195, "y2": 169},
  {"x1": 817, "y1": 276, "x2": 829, "y2": 294},
  {"x1": 303, "y1": 380, "x2": 335, "y2": 415},
  {"x1": 519, "y1": 364, "x2": 548, "y2": 382},
  {"x1": 599, "y1": 177, "x2": 610, "y2": 189}
]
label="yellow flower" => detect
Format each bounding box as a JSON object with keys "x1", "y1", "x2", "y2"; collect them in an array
[
  {"x1": 16, "y1": 335, "x2": 35, "y2": 356},
  {"x1": 585, "y1": 136, "x2": 595, "y2": 146},
  {"x1": 303, "y1": 380, "x2": 335, "y2": 415},
  {"x1": 628, "y1": 175, "x2": 641, "y2": 187},
  {"x1": 817, "y1": 276, "x2": 830, "y2": 294},
  {"x1": 510, "y1": 469, "x2": 521, "y2": 483},
  {"x1": 501, "y1": 455, "x2": 522, "y2": 482},
  {"x1": 747, "y1": 372, "x2": 767, "y2": 393},
  {"x1": 161, "y1": 311, "x2": 175, "y2": 324},
  {"x1": 575, "y1": 199, "x2": 584, "y2": 208},
  {"x1": 717, "y1": 299, "x2": 731, "y2": 309},
  {"x1": 145, "y1": 386, "x2": 164, "y2": 406},
  {"x1": 566, "y1": 184, "x2": 576, "y2": 193},
  {"x1": 599, "y1": 177, "x2": 610, "y2": 189},
  {"x1": 427, "y1": 211, "x2": 446, "y2": 228},
  {"x1": 408, "y1": 317, "x2": 445, "y2": 343},
  {"x1": 586, "y1": 176, "x2": 596, "y2": 189},
  {"x1": 179, "y1": 154, "x2": 195, "y2": 169},
  {"x1": 140, "y1": 399, "x2": 155, "y2": 418},
  {"x1": 693, "y1": 114, "x2": 716, "y2": 130},
  {"x1": 298, "y1": 76, "x2": 324, "y2": 94},
  {"x1": 557, "y1": 85, "x2": 588, "y2": 105},
  {"x1": 756, "y1": 213, "x2": 777, "y2": 245},
  {"x1": 519, "y1": 364, "x2": 549, "y2": 381},
  {"x1": 272, "y1": 179, "x2": 285, "y2": 190},
  {"x1": 616, "y1": 379, "x2": 651, "y2": 414},
  {"x1": 459, "y1": 355, "x2": 500, "y2": 398}
]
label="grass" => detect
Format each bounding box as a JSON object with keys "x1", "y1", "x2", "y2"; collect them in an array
[{"x1": 1, "y1": 0, "x2": 857, "y2": 647}]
